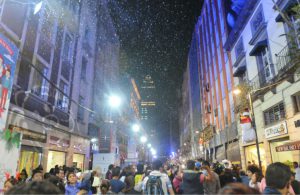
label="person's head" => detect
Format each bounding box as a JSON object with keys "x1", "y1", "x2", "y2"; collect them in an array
[
  {"x1": 55, "y1": 168, "x2": 65, "y2": 180},
  {"x1": 44, "y1": 172, "x2": 51, "y2": 180},
  {"x1": 137, "y1": 163, "x2": 144, "y2": 174},
  {"x1": 47, "y1": 175, "x2": 65, "y2": 193},
  {"x1": 218, "y1": 183, "x2": 260, "y2": 194},
  {"x1": 152, "y1": 160, "x2": 163, "y2": 171},
  {"x1": 240, "y1": 170, "x2": 246, "y2": 176},
  {"x1": 174, "y1": 169, "x2": 182, "y2": 179},
  {"x1": 251, "y1": 171, "x2": 263, "y2": 183},
  {"x1": 20, "y1": 169, "x2": 28, "y2": 180},
  {"x1": 112, "y1": 167, "x2": 121, "y2": 178},
  {"x1": 293, "y1": 162, "x2": 299, "y2": 169},
  {"x1": 265, "y1": 162, "x2": 291, "y2": 193},
  {"x1": 100, "y1": 179, "x2": 110, "y2": 194},
  {"x1": 32, "y1": 169, "x2": 43, "y2": 182},
  {"x1": 67, "y1": 172, "x2": 77, "y2": 185},
  {"x1": 108, "y1": 164, "x2": 114, "y2": 171},
  {"x1": 6, "y1": 181, "x2": 62, "y2": 194},
  {"x1": 246, "y1": 165, "x2": 260, "y2": 179},
  {"x1": 186, "y1": 160, "x2": 196, "y2": 170},
  {"x1": 3, "y1": 177, "x2": 17, "y2": 193}
]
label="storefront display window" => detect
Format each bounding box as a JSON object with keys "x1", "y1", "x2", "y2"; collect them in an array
[
  {"x1": 270, "y1": 139, "x2": 294, "y2": 169},
  {"x1": 19, "y1": 148, "x2": 42, "y2": 175},
  {"x1": 73, "y1": 153, "x2": 84, "y2": 171},
  {"x1": 47, "y1": 151, "x2": 66, "y2": 172},
  {"x1": 245, "y1": 144, "x2": 266, "y2": 172}
]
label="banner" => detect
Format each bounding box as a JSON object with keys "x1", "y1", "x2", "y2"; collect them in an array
[
  {"x1": 0, "y1": 32, "x2": 20, "y2": 189},
  {"x1": 240, "y1": 110, "x2": 256, "y2": 143}
]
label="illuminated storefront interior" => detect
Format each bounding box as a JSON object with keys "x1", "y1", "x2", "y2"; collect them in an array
[
  {"x1": 245, "y1": 144, "x2": 266, "y2": 172},
  {"x1": 73, "y1": 153, "x2": 85, "y2": 171},
  {"x1": 19, "y1": 147, "x2": 42, "y2": 175},
  {"x1": 270, "y1": 138, "x2": 294, "y2": 169},
  {"x1": 47, "y1": 151, "x2": 66, "y2": 172}
]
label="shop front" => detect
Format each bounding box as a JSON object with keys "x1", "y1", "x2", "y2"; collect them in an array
[
  {"x1": 19, "y1": 146, "x2": 42, "y2": 174},
  {"x1": 46, "y1": 150, "x2": 66, "y2": 171},
  {"x1": 244, "y1": 144, "x2": 267, "y2": 172},
  {"x1": 227, "y1": 141, "x2": 241, "y2": 166},
  {"x1": 73, "y1": 153, "x2": 85, "y2": 171}
]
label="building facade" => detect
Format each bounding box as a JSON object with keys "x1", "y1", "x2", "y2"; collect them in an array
[
  {"x1": 225, "y1": 0, "x2": 300, "y2": 170},
  {"x1": 0, "y1": 0, "x2": 120, "y2": 174},
  {"x1": 182, "y1": 0, "x2": 240, "y2": 163}
]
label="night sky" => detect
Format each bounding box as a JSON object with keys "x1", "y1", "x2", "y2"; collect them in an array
[{"x1": 108, "y1": 0, "x2": 203, "y2": 155}]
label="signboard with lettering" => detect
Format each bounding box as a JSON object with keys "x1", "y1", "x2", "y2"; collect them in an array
[
  {"x1": 276, "y1": 141, "x2": 300, "y2": 152},
  {"x1": 265, "y1": 121, "x2": 288, "y2": 139},
  {"x1": 202, "y1": 125, "x2": 214, "y2": 142}
]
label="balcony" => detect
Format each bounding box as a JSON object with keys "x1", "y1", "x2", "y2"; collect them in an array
[{"x1": 275, "y1": 43, "x2": 300, "y2": 78}]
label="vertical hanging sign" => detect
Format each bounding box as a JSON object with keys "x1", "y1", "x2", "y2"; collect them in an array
[{"x1": 0, "y1": 32, "x2": 21, "y2": 190}]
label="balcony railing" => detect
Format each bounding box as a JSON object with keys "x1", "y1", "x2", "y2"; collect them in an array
[{"x1": 276, "y1": 42, "x2": 300, "y2": 76}]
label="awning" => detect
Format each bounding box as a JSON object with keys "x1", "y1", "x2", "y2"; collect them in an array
[
  {"x1": 249, "y1": 40, "x2": 268, "y2": 56},
  {"x1": 275, "y1": 140, "x2": 300, "y2": 152},
  {"x1": 275, "y1": 0, "x2": 297, "y2": 22},
  {"x1": 233, "y1": 64, "x2": 247, "y2": 77}
]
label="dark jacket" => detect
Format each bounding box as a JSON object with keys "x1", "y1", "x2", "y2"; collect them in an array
[
  {"x1": 263, "y1": 186, "x2": 281, "y2": 194},
  {"x1": 105, "y1": 170, "x2": 112, "y2": 180},
  {"x1": 182, "y1": 170, "x2": 204, "y2": 194}
]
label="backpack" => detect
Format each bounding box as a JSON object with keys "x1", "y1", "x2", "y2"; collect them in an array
[{"x1": 145, "y1": 175, "x2": 163, "y2": 195}]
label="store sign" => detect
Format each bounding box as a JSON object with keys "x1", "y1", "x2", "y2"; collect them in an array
[
  {"x1": 265, "y1": 121, "x2": 288, "y2": 139},
  {"x1": 276, "y1": 141, "x2": 300, "y2": 152},
  {"x1": 49, "y1": 136, "x2": 70, "y2": 148}
]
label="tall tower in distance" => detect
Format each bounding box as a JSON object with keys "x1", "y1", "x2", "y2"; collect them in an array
[{"x1": 140, "y1": 75, "x2": 157, "y2": 137}]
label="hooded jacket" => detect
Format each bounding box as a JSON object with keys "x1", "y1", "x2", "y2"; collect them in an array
[{"x1": 182, "y1": 170, "x2": 204, "y2": 194}]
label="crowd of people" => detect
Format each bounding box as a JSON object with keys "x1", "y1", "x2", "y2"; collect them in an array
[{"x1": 2, "y1": 159, "x2": 300, "y2": 194}]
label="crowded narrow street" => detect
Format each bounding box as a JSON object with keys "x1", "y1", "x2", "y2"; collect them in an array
[{"x1": 0, "y1": 0, "x2": 300, "y2": 194}]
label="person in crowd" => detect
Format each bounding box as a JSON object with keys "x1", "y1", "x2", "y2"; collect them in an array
[
  {"x1": 5, "y1": 181, "x2": 62, "y2": 194},
  {"x1": 143, "y1": 160, "x2": 175, "y2": 195},
  {"x1": 91, "y1": 169, "x2": 102, "y2": 194},
  {"x1": 218, "y1": 183, "x2": 260, "y2": 194},
  {"x1": 182, "y1": 160, "x2": 212, "y2": 194},
  {"x1": 31, "y1": 169, "x2": 43, "y2": 182},
  {"x1": 246, "y1": 165, "x2": 260, "y2": 182},
  {"x1": 124, "y1": 166, "x2": 136, "y2": 194},
  {"x1": 43, "y1": 172, "x2": 51, "y2": 180},
  {"x1": 3, "y1": 177, "x2": 17, "y2": 193},
  {"x1": 47, "y1": 175, "x2": 66, "y2": 193},
  {"x1": 55, "y1": 168, "x2": 65, "y2": 182},
  {"x1": 291, "y1": 172, "x2": 300, "y2": 195},
  {"x1": 249, "y1": 171, "x2": 263, "y2": 191},
  {"x1": 49, "y1": 168, "x2": 56, "y2": 175},
  {"x1": 293, "y1": 162, "x2": 300, "y2": 182},
  {"x1": 110, "y1": 166, "x2": 126, "y2": 193},
  {"x1": 219, "y1": 167, "x2": 235, "y2": 188},
  {"x1": 240, "y1": 170, "x2": 250, "y2": 186},
  {"x1": 100, "y1": 179, "x2": 112, "y2": 194},
  {"x1": 65, "y1": 172, "x2": 81, "y2": 195},
  {"x1": 202, "y1": 160, "x2": 221, "y2": 195},
  {"x1": 172, "y1": 169, "x2": 183, "y2": 194},
  {"x1": 263, "y1": 162, "x2": 292, "y2": 195},
  {"x1": 105, "y1": 164, "x2": 114, "y2": 180},
  {"x1": 19, "y1": 169, "x2": 28, "y2": 183},
  {"x1": 134, "y1": 163, "x2": 144, "y2": 192}
]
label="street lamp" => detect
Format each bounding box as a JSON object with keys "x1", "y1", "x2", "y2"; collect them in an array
[
  {"x1": 140, "y1": 136, "x2": 147, "y2": 143},
  {"x1": 108, "y1": 95, "x2": 121, "y2": 109},
  {"x1": 147, "y1": 143, "x2": 152, "y2": 148},
  {"x1": 233, "y1": 88, "x2": 262, "y2": 169},
  {"x1": 132, "y1": 124, "x2": 140, "y2": 133}
]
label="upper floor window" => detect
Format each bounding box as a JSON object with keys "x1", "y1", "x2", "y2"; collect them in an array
[
  {"x1": 264, "y1": 102, "x2": 285, "y2": 126},
  {"x1": 38, "y1": 8, "x2": 56, "y2": 63},
  {"x1": 32, "y1": 60, "x2": 49, "y2": 100},
  {"x1": 251, "y1": 5, "x2": 265, "y2": 35},
  {"x1": 292, "y1": 92, "x2": 300, "y2": 113},
  {"x1": 80, "y1": 57, "x2": 87, "y2": 81},
  {"x1": 1, "y1": 0, "x2": 28, "y2": 38},
  {"x1": 56, "y1": 80, "x2": 69, "y2": 111},
  {"x1": 77, "y1": 96, "x2": 85, "y2": 122},
  {"x1": 61, "y1": 33, "x2": 74, "y2": 81},
  {"x1": 235, "y1": 38, "x2": 244, "y2": 59},
  {"x1": 257, "y1": 47, "x2": 275, "y2": 82}
]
